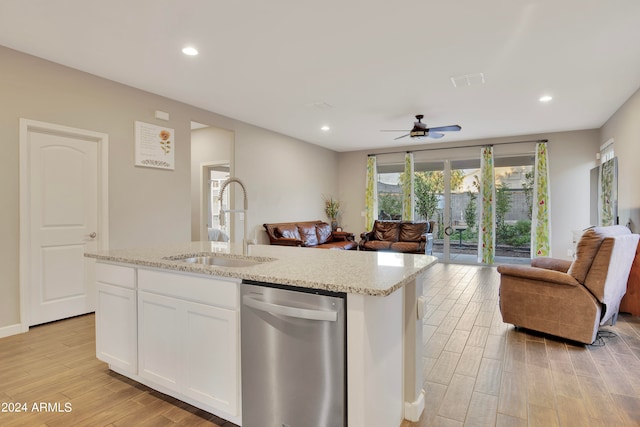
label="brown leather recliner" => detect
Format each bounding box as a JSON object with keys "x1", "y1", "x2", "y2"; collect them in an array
[
  {"x1": 359, "y1": 220, "x2": 434, "y2": 254},
  {"x1": 497, "y1": 226, "x2": 639, "y2": 344}
]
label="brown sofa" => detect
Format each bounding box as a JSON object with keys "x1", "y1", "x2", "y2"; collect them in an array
[
  {"x1": 263, "y1": 221, "x2": 357, "y2": 250},
  {"x1": 497, "y1": 226, "x2": 639, "y2": 344},
  {"x1": 359, "y1": 220, "x2": 434, "y2": 254}
]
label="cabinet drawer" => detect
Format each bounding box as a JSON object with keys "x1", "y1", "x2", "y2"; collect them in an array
[
  {"x1": 96, "y1": 262, "x2": 136, "y2": 289},
  {"x1": 138, "y1": 269, "x2": 238, "y2": 309}
]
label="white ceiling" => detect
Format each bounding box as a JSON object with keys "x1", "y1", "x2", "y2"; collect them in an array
[{"x1": 1, "y1": 0, "x2": 640, "y2": 152}]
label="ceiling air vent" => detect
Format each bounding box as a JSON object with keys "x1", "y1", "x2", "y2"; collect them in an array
[
  {"x1": 450, "y1": 73, "x2": 485, "y2": 88},
  {"x1": 304, "y1": 101, "x2": 333, "y2": 109}
]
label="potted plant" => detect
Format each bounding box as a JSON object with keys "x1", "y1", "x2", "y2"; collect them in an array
[{"x1": 323, "y1": 195, "x2": 341, "y2": 231}]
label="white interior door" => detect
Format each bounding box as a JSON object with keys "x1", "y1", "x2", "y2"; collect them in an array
[{"x1": 21, "y1": 120, "x2": 107, "y2": 327}]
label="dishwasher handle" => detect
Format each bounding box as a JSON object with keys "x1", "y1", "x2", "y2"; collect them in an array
[{"x1": 242, "y1": 295, "x2": 337, "y2": 322}]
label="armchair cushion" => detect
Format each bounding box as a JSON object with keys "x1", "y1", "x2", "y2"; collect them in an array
[
  {"x1": 297, "y1": 224, "x2": 319, "y2": 247},
  {"x1": 399, "y1": 222, "x2": 427, "y2": 242},
  {"x1": 361, "y1": 240, "x2": 393, "y2": 251},
  {"x1": 316, "y1": 223, "x2": 333, "y2": 245},
  {"x1": 390, "y1": 241, "x2": 422, "y2": 253},
  {"x1": 567, "y1": 229, "x2": 603, "y2": 284},
  {"x1": 373, "y1": 220, "x2": 399, "y2": 241},
  {"x1": 530, "y1": 257, "x2": 572, "y2": 273},
  {"x1": 277, "y1": 224, "x2": 301, "y2": 241}
]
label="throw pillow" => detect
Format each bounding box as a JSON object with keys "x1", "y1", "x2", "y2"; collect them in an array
[
  {"x1": 316, "y1": 223, "x2": 333, "y2": 245},
  {"x1": 276, "y1": 225, "x2": 301, "y2": 241},
  {"x1": 298, "y1": 224, "x2": 319, "y2": 247}
]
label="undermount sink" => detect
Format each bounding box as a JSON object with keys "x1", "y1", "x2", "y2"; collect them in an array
[{"x1": 173, "y1": 255, "x2": 264, "y2": 268}]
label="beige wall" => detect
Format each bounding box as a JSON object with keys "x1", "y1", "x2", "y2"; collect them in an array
[
  {"x1": 0, "y1": 46, "x2": 338, "y2": 330},
  {"x1": 601, "y1": 87, "x2": 640, "y2": 231},
  {"x1": 233, "y1": 122, "x2": 340, "y2": 243},
  {"x1": 337, "y1": 130, "x2": 601, "y2": 259}
]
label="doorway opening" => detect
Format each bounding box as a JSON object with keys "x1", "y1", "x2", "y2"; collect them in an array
[
  {"x1": 204, "y1": 163, "x2": 231, "y2": 241},
  {"x1": 190, "y1": 122, "x2": 234, "y2": 242}
]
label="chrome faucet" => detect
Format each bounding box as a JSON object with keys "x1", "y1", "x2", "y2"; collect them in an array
[{"x1": 218, "y1": 177, "x2": 249, "y2": 254}]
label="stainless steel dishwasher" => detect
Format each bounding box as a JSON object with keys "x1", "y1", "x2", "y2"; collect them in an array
[{"x1": 241, "y1": 280, "x2": 346, "y2": 427}]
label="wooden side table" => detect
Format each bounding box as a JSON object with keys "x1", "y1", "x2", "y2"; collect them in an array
[{"x1": 332, "y1": 231, "x2": 355, "y2": 241}]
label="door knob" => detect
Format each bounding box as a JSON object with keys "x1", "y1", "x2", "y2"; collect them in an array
[{"x1": 89, "y1": 232, "x2": 97, "y2": 238}]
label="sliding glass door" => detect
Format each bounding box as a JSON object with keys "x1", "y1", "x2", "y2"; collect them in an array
[
  {"x1": 413, "y1": 160, "x2": 448, "y2": 259},
  {"x1": 448, "y1": 159, "x2": 480, "y2": 261},
  {"x1": 493, "y1": 156, "x2": 534, "y2": 261},
  {"x1": 376, "y1": 146, "x2": 535, "y2": 264}
]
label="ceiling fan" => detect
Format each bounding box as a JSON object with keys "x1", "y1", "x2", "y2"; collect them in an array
[{"x1": 381, "y1": 114, "x2": 461, "y2": 140}]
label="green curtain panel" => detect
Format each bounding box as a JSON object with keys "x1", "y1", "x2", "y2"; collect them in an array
[
  {"x1": 599, "y1": 157, "x2": 617, "y2": 226},
  {"x1": 478, "y1": 146, "x2": 495, "y2": 264},
  {"x1": 403, "y1": 152, "x2": 415, "y2": 221},
  {"x1": 531, "y1": 142, "x2": 551, "y2": 257},
  {"x1": 365, "y1": 156, "x2": 378, "y2": 230}
]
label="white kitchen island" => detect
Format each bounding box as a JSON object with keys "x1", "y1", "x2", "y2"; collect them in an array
[{"x1": 85, "y1": 242, "x2": 437, "y2": 427}]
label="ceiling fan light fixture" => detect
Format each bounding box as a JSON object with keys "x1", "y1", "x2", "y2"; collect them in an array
[{"x1": 383, "y1": 114, "x2": 461, "y2": 141}]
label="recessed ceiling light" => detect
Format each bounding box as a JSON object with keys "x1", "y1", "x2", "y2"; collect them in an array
[
  {"x1": 539, "y1": 95, "x2": 553, "y2": 102},
  {"x1": 182, "y1": 46, "x2": 198, "y2": 56},
  {"x1": 321, "y1": 125, "x2": 330, "y2": 131}
]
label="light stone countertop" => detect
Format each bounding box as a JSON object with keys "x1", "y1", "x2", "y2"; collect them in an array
[{"x1": 85, "y1": 242, "x2": 438, "y2": 296}]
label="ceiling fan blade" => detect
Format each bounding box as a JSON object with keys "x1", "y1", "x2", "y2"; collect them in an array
[
  {"x1": 380, "y1": 130, "x2": 410, "y2": 132},
  {"x1": 394, "y1": 134, "x2": 410, "y2": 140},
  {"x1": 428, "y1": 132, "x2": 445, "y2": 139},
  {"x1": 428, "y1": 125, "x2": 461, "y2": 132}
]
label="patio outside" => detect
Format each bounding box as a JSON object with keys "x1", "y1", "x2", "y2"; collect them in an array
[{"x1": 378, "y1": 164, "x2": 534, "y2": 263}]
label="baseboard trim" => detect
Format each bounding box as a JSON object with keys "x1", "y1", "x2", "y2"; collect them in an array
[
  {"x1": 0, "y1": 323, "x2": 26, "y2": 339},
  {"x1": 404, "y1": 388, "x2": 425, "y2": 422}
]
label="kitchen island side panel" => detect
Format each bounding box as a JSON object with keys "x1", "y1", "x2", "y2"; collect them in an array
[{"x1": 347, "y1": 288, "x2": 404, "y2": 427}]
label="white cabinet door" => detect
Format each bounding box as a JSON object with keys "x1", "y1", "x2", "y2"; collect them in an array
[
  {"x1": 183, "y1": 300, "x2": 238, "y2": 416},
  {"x1": 95, "y1": 283, "x2": 137, "y2": 373},
  {"x1": 138, "y1": 291, "x2": 181, "y2": 390},
  {"x1": 137, "y1": 282, "x2": 240, "y2": 417}
]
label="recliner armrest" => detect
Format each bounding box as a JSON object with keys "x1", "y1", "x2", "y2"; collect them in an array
[
  {"x1": 530, "y1": 257, "x2": 572, "y2": 273},
  {"x1": 497, "y1": 265, "x2": 579, "y2": 287}
]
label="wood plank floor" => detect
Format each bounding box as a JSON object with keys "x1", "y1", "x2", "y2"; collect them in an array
[
  {"x1": 402, "y1": 263, "x2": 640, "y2": 427},
  {"x1": 0, "y1": 313, "x2": 238, "y2": 427},
  {"x1": 1, "y1": 263, "x2": 639, "y2": 426}
]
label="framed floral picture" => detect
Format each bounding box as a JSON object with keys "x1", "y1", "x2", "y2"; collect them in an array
[{"x1": 134, "y1": 121, "x2": 175, "y2": 170}]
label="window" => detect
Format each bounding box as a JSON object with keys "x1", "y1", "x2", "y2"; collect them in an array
[
  {"x1": 376, "y1": 166, "x2": 403, "y2": 220},
  {"x1": 600, "y1": 138, "x2": 614, "y2": 163}
]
